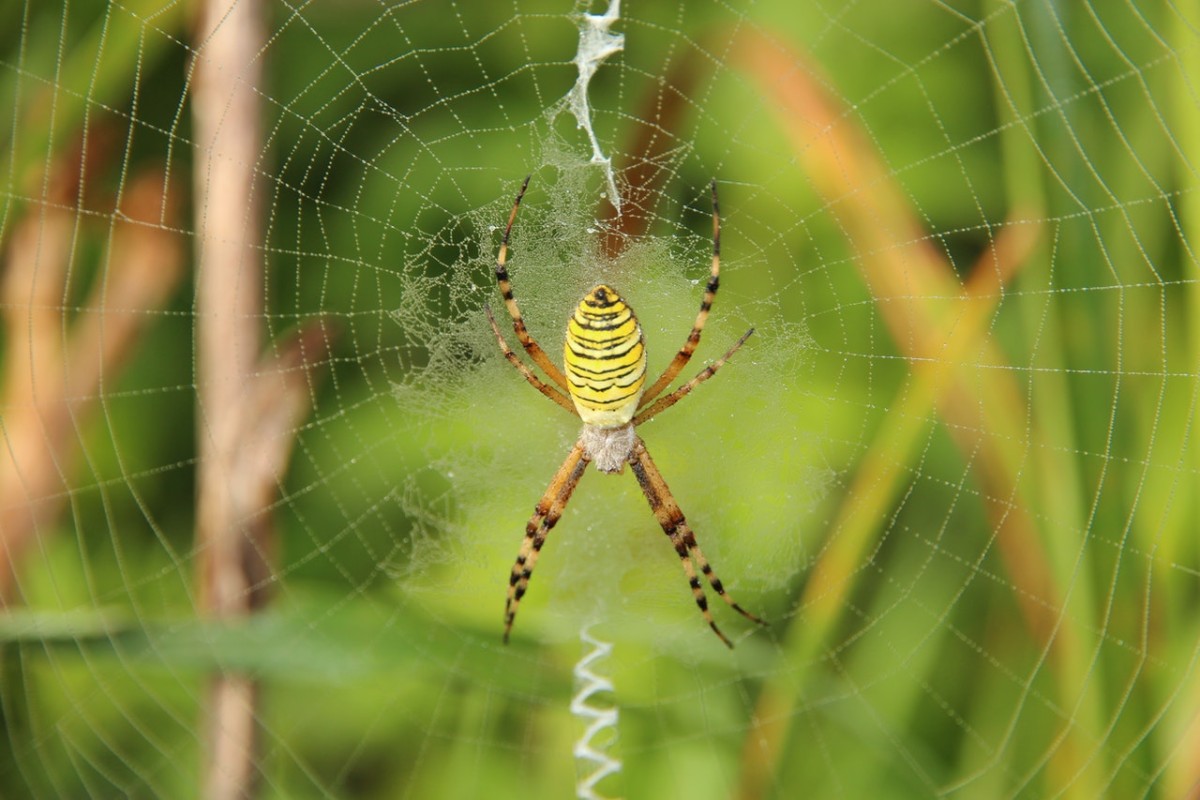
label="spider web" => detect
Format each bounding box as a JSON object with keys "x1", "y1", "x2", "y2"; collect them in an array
[{"x1": 2, "y1": 0, "x2": 1199, "y2": 797}]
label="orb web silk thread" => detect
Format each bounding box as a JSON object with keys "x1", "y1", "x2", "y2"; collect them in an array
[
  {"x1": 561, "y1": 0, "x2": 623, "y2": 209},
  {"x1": 571, "y1": 626, "x2": 622, "y2": 800}
]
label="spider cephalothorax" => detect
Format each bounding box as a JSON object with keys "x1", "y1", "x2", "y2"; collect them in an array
[{"x1": 485, "y1": 177, "x2": 766, "y2": 648}]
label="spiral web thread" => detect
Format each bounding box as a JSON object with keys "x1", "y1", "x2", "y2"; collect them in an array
[
  {"x1": 571, "y1": 626, "x2": 623, "y2": 800},
  {"x1": 4, "y1": 1, "x2": 1200, "y2": 796}
]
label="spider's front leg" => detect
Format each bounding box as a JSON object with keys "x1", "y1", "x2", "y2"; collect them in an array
[
  {"x1": 503, "y1": 440, "x2": 590, "y2": 643},
  {"x1": 628, "y1": 436, "x2": 766, "y2": 648}
]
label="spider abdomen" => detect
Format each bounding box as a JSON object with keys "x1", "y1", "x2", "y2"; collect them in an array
[{"x1": 564, "y1": 285, "x2": 647, "y2": 427}]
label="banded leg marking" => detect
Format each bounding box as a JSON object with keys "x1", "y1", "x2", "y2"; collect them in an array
[
  {"x1": 639, "y1": 180, "x2": 724, "y2": 407},
  {"x1": 503, "y1": 441, "x2": 590, "y2": 643},
  {"x1": 633, "y1": 327, "x2": 753, "y2": 426},
  {"x1": 494, "y1": 175, "x2": 569, "y2": 391},
  {"x1": 629, "y1": 437, "x2": 764, "y2": 647},
  {"x1": 486, "y1": 305, "x2": 576, "y2": 415}
]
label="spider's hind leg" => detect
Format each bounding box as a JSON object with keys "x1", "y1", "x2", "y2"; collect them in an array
[
  {"x1": 638, "y1": 180, "x2": 725, "y2": 407},
  {"x1": 503, "y1": 440, "x2": 590, "y2": 643},
  {"x1": 493, "y1": 176, "x2": 569, "y2": 391}
]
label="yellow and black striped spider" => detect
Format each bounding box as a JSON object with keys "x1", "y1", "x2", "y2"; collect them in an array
[{"x1": 486, "y1": 177, "x2": 766, "y2": 648}]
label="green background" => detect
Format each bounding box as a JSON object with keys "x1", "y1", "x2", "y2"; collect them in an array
[{"x1": 2, "y1": 1, "x2": 1198, "y2": 797}]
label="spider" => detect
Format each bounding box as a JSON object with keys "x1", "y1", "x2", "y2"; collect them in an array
[{"x1": 486, "y1": 176, "x2": 766, "y2": 648}]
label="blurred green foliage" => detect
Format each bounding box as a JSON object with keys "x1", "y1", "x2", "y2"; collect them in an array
[{"x1": 2, "y1": 1, "x2": 1199, "y2": 798}]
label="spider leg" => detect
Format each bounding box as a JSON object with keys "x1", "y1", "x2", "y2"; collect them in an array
[
  {"x1": 486, "y1": 305, "x2": 577, "y2": 415},
  {"x1": 633, "y1": 327, "x2": 753, "y2": 426},
  {"x1": 503, "y1": 440, "x2": 590, "y2": 643},
  {"x1": 494, "y1": 175, "x2": 570, "y2": 391},
  {"x1": 639, "y1": 180, "x2": 723, "y2": 408},
  {"x1": 628, "y1": 436, "x2": 765, "y2": 648}
]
